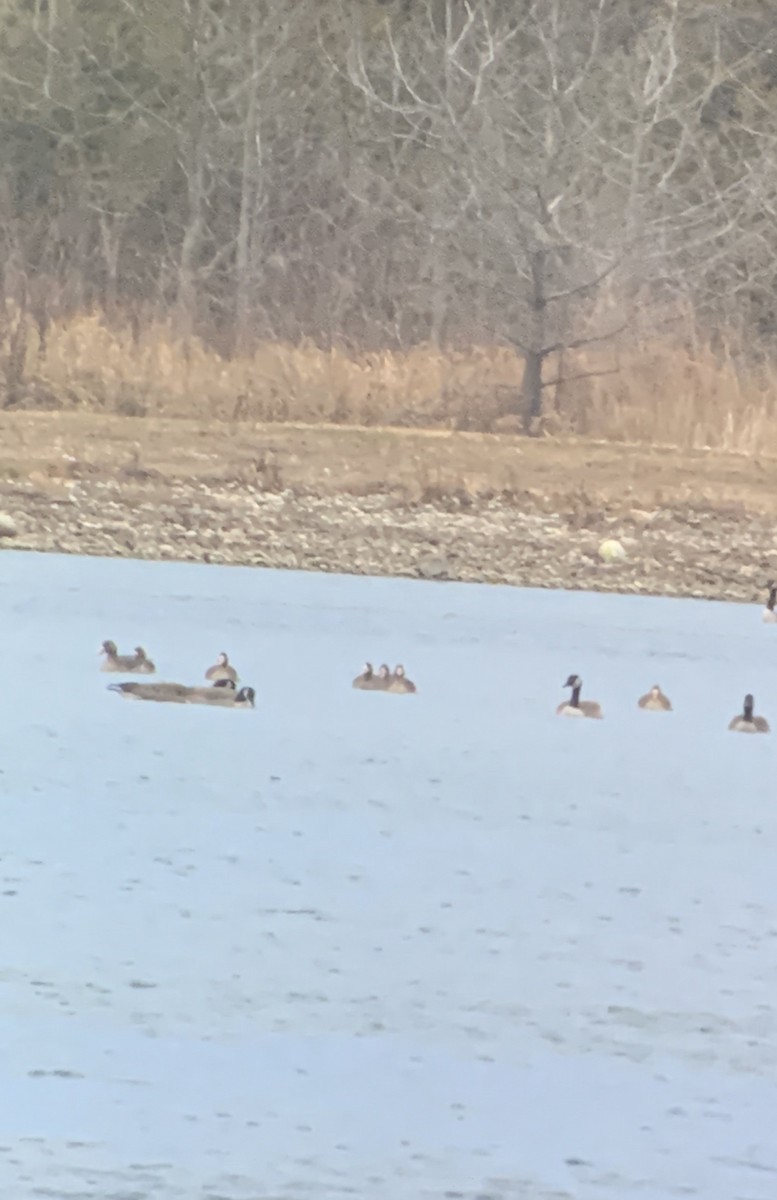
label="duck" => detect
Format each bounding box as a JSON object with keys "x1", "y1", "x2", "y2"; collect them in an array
[
  {"x1": 763, "y1": 582, "x2": 777, "y2": 624},
  {"x1": 728, "y1": 693, "x2": 770, "y2": 733},
  {"x1": 556, "y1": 674, "x2": 603, "y2": 719},
  {"x1": 387, "y1": 664, "x2": 417, "y2": 693},
  {"x1": 108, "y1": 680, "x2": 189, "y2": 703},
  {"x1": 100, "y1": 641, "x2": 156, "y2": 673},
  {"x1": 205, "y1": 652, "x2": 239, "y2": 683},
  {"x1": 638, "y1": 684, "x2": 672, "y2": 711}
]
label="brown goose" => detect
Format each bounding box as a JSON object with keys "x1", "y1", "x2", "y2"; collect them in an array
[
  {"x1": 728, "y1": 694, "x2": 769, "y2": 733},
  {"x1": 205, "y1": 652, "x2": 239, "y2": 683},
  {"x1": 638, "y1": 684, "x2": 673, "y2": 712},
  {"x1": 100, "y1": 641, "x2": 156, "y2": 674},
  {"x1": 387, "y1": 664, "x2": 417, "y2": 694},
  {"x1": 353, "y1": 662, "x2": 378, "y2": 690},
  {"x1": 556, "y1": 674, "x2": 603, "y2": 719},
  {"x1": 376, "y1": 664, "x2": 391, "y2": 689},
  {"x1": 763, "y1": 583, "x2": 777, "y2": 624}
]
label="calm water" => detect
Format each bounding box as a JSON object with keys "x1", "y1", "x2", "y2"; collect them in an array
[{"x1": 0, "y1": 550, "x2": 776, "y2": 1199}]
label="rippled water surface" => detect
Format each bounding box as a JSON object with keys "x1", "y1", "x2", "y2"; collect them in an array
[{"x1": 1, "y1": 550, "x2": 776, "y2": 1199}]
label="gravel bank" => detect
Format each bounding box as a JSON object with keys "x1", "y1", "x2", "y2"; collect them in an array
[{"x1": 2, "y1": 475, "x2": 774, "y2": 603}]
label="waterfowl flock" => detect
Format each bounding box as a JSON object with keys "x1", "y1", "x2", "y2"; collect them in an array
[
  {"x1": 102, "y1": 640, "x2": 419, "y2": 708},
  {"x1": 551, "y1": 582, "x2": 775, "y2": 732},
  {"x1": 104, "y1": 642, "x2": 256, "y2": 709},
  {"x1": 102, "y1": 582, "x2": 775, "y2": 731},
  {"x1": 352, "y1": 662, "x2": 417, "y2": 693},
  {"x1": 100, "y1": 640, "x2": 156, "y2": 674},
  {"x1": 555, "y1": 675, "x2": 768, "y2": 732}
]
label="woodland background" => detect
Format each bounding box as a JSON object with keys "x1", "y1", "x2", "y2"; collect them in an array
[{"x1": 1, "y1": 0, "x2": 777, "y2": 449}]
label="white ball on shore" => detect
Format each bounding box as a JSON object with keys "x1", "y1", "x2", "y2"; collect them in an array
[{"x1": 598, "y1": 537, "x2": 626, "y2": 563}]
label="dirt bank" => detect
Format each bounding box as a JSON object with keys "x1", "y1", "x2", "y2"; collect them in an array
[{"x1": 1, "y1": 412, "x2": 775, "y2": 603}]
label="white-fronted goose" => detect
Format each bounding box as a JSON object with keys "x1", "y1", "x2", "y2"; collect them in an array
[
  {"x1": 387, "y1": 664, "x2": 417, "y2": 693},
  {"x1": 205, "y1": 652, "x2": 239, "y2": 683},
  {"x1": 100, "y1": 641, "x2": 156, "y2": 674},
  {"x1": 638, "y1": 684, "x2": 672, "y2": 712}
]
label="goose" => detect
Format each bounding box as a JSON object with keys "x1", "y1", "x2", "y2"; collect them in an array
[
  {"x1": 556, "y1": 674, "x2": 603, "y2": 719},
  {"x1": 205, "y1": 652, "x2": 239, "y2": 683},
  {"x1": 763, "y1": 582, "x2": 777, "y2": 624},
  {"x1": 353, "y1": 662, "x2": 378, "y2": 690},
  {"x1": 109, "y1": 679, "x2": 255, "y2": 708},
  {"x1": 184, "y1": 679, "x2": 236, "y2": 702},
  {"x1": 100, "y1": 641, "x2": 156, "y2": 674},
  {"x1": 108, "y1": 680, "x2": 189, "y2": 703},
  {"x1": 638, "y1": 684, "x2": 672, "y2": 711},
  {"x1": 188, "y1": 684, "x2": 255, "y2": 708},
  {"x1": 728, "y1": 694, "x2": 769, "y2": 733},
  {"x1": 387, "y1": 664, "x2": 417, "y2": 693}
]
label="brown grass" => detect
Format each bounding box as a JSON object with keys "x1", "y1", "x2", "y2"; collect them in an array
[
  {"x1": 1, "y1": 306, "x2": 776, "y2": 454},
  {"x1": 4, "y1": 410, "x2": 777, "y2": 519}
]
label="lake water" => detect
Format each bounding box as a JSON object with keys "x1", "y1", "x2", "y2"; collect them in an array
[{"x1": 0, "y1": 550, "x2": 775, "y2": 1199}]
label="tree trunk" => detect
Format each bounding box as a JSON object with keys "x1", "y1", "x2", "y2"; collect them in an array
[
  {"x1": 521, "y1": 249, "x2": 548, "y2": 433},
  {"x1": 234, "y1": 9, "x2": 260, "y2": 356},
  {"x1": 521, "y1": 347, "x2": 545, "y2": 432}
]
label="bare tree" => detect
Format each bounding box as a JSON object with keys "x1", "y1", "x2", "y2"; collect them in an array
[{"x1": 339, "y1": 0, "x2": 777, "y2": 426}]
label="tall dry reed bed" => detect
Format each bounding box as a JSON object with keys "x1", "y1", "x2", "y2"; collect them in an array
[{"x1": 1, "y1": 308, "x2": 775, "y2": 455}]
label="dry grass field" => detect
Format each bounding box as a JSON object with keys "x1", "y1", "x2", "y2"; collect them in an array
[
  {"x1": 1, "y1": 308, "x2": 776, "y2": 456},
  {"x1": 2, "y1": 312, "x2": 776, "y2": 601},
  {"x1": 2, "y1": 410, "x2": 777, "y2": 518}
]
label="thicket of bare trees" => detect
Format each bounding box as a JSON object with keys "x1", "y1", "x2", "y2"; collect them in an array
[{"x1": 1, "y1": 0, "x2": 776, "y2": 425}]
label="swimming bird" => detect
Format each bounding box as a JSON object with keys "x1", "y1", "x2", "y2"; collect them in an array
[
  {"x1": 556, "y1": 674, "x2": 603, "y2": 719},
  {"x1": 107, "y1": 680, "x2": 189, "y2": 703},
  {"x1": 763, "y1": 582, "x2": 777, "y2": 624},
  {"x1": 188, "y1": 684, "x2": 255, "y2": 708},
  {"x1": 728, "y1": 694, "x2": 770, "y2": 733},
  {"x1": 353, "y1": 662, "x2": 379, "y2": 690},
  {"x1": 638, "y1": 684, "x2": 672, "y2": 711},
  {"x1": 109, "y1": 678, "x2": 255, "y2": 708},
  {"x1": 205, "y1": 652, "x2": 239, "y2": 683},
  {"x1": 387, "y1": 664, "x2": 417, "y2": 693},
  {"x1": 100, "y1": 641, "x2": 156, "y2": 673}
]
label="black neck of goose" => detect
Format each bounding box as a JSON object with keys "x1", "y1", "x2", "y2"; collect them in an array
[
  {"x1": 744, "y1": 698, "x2": 754, "y2": 720},
  {"x1": 570, "y1": 683, "x2": 581, "y2": 707},
  {"x1": 769, "y1": 588, "x2": 776, "y2": 611}
]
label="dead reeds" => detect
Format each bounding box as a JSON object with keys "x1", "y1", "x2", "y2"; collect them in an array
[{"x1": 0, "y1": 305, "x2": 774, "y2": 455}]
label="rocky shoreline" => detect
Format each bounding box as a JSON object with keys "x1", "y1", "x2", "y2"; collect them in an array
[{"x1": 2, "y1": 473, "x2": 774, "y2": 604}]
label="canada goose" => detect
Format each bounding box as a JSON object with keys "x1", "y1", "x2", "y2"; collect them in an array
[
  {"x1": 100, "y1": 640, "x2": 156, "y2": 674},
  {"x1": 108, "y1": 680, "x2": 189, "y2": 703},
  {"x1": 556, "y1": 674, "x2": 603, "y2": 719},
  {"x1": 387, "y1": 664, "x2": 417, "y2": 693},
  {"x1": 109, "y1": 679, "x2": 254, "y2": 708},
  {"x1": 638, "y1": 684, "x2": 672, "y2": 712},
  {"x1": 205, "y1": 652, "x2": 239, "y2": 683},
  {"x1": 763, "y1": 583, "x2": 777, "y2": 624},
  {"x1": 188, "y1": 684, "x2": 255, "y2": 708},
  {"x1": 183, "y1": 679, "x2": 236, "y2": 702},
  {"x1": 728, "y1": 693, "x2": 770, "y2": 733}
]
